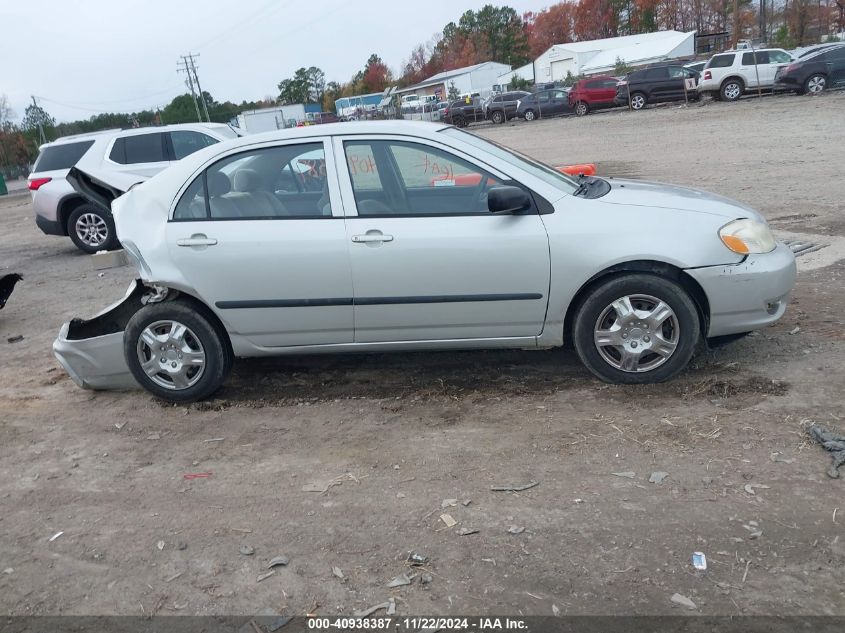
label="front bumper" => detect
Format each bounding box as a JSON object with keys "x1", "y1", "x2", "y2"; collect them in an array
[
  {"x1": 53, "y1": 280, "x2": 144, "y2": 390},
  {"x1": 686, "y1": 242, "x2": 797, "y2": 338}
]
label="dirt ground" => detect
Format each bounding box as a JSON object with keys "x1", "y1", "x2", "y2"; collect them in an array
[{"x1": 1, "y1": 92, "x2": 844, "y2": 618}]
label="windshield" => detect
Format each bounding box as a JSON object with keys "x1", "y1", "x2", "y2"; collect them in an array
[{"x1": 441, "y1": 128, "x2": 579, "y2": 194}]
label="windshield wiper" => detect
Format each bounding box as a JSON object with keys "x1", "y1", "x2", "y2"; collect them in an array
[{"x1": 572, "y1": 174, "x2": 591, "y2": 197}]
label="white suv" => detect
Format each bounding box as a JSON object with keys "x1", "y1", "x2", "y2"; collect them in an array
[
  {"x1": 28, "y1": 123, "x2": 239, "y2": 253},
  {"x1": 697, "y1": 48, "x2": 794, "y2": 101}
]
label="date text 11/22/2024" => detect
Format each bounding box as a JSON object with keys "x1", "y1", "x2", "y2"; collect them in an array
[{"x1": 307, "y1": 618, "x2": 528, "y2": 630}]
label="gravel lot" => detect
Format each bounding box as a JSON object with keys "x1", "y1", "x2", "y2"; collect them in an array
[{"x1": 1, "y1": 92, "x2": 844, "y2": 617}]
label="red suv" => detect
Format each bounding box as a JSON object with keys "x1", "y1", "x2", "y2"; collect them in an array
[{"x1": 568, "y1": 76, "x2": 620, "y2": 116}]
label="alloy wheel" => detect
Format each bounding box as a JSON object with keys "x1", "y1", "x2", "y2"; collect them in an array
[
  {"x1": 593, "y1": 294, "x2": 680, "y2": 373},
  {"x1": 136, "y1": 320, "x2": 206, "y2": 390},
  {"x1": 524, "y1": 110, "x2": 535, "y2": 121},
  {"x1": 630, "y1": 95, "x2": 645, "y2": 110},
  {"x1": 723, "y1": 82, "x2": 741, "y2": 100},
  {"x1": 807, "y1": 75, "x2": 826, "y2": 93},
  {"x1": 75, "y1": 213, "x2": 109, "y2": 248}
]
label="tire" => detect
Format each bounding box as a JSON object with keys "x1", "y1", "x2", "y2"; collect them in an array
[
  {"x1": 452, "y1": 115, "x2": 467, "y2": 128},
  {"x1": 572, "y1": 274, "x2": 700, "y2": 384},
  {"x1": 491, "y1": 110, "x2": 505, "y2": 124},
  {"x1": 720, "y1": 79, "x2": 744, "y2": 102},
  {"x1": 804, "y1": 73, "x2": 827, "y2": 95},
  {"x1": 124, "y1": 300, "x2": 231, "y2": 402},
  {"x1": 574, "y1": 101, "x2": 589, "y2": 116},
  {"x1": 629, "y1": 92, "x2": 647, "y2": 110},
  {"x1": 67, "y1": 204, "x2": 118, "y2": 254},
  {"x1": 523, "y1": 109, "x2": 536, "y2": 121}
]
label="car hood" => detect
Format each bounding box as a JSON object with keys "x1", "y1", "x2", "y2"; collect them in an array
[{"x1": 597, "y1": 178, "x2": 764, "y2": 222}]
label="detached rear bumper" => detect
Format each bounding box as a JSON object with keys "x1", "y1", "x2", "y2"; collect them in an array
[
  {"x1": 686, "y1": 242, "x2": 797, "y2": 338},
  {"x1": 53, "y1": 280, "x2": 144, "y2": 390}
]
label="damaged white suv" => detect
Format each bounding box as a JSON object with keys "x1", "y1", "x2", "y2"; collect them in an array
[{"x1": 54, "y1": 121, "x2": 795, "y2": 402}]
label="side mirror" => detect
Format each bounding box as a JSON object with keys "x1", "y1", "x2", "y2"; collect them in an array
[{"x1": 487, "y1": 185, "x2": 532, "y2": 214}]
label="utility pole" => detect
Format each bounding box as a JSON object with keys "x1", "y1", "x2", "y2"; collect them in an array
[
  {"x1": 188, "y1": 54, "x2": 211, "y2": 123},
  {"x1": 177, "y1": 56, "x2": 203, "y2": 122},
  {"x1": 179, "y1": 53, "x2": 210, "y2": 122},
  {"x1": 30, "y1": 96, "x2": 47, "y2": 144}
]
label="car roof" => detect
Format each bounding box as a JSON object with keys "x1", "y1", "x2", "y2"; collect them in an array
[
  {"x1": 223, "y1": 120, "x2": 451, "y2": 145},
  {"x1": 39, "y1": 122, "x2": 234, "y2": 150}
]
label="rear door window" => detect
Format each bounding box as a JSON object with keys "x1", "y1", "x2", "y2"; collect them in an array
[
  {"x1": 32, "y1": 140, "x2": 94, "y2": 172},
  {"x1": 170, "y1": 131, "x2": 219, "y2": 160},
  {"x1": 743, "y1": 51, "x2": 770, "y2": 65},
  {"x1": 768, "y1": 50, "x2": 791, "y2": 63}
]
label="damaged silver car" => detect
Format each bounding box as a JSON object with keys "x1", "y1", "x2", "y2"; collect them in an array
[{"x1": 55, "y1": 121, "x2": 796, "y2": 402}]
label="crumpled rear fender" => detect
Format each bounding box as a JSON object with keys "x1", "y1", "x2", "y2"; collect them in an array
[{"x1": 53, "y1": 280, "x2": 146, "y2": 390}]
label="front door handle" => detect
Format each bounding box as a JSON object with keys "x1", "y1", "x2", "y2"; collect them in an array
[
  {"x1": 352, "y1": 233, "x2": 393, "y2": 243},
  {"x1": 177, "y1": 234, "x2": 218, "y2": 247}
]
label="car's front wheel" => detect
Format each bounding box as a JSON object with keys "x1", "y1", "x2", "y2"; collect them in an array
[
  {"x1": 804, "y1": 73, "x2": 827, "y2": 94},
  {"x1": 491, "y1": 110, "x2": 505, "y2": 124},
  {"x1": 67, "y1": 204, "x2": 118, "y2": 254},
  {"x1": 124, "y1": 300, "x2": 231, "y2": 402},
  {"x1": 629, "y1": 93, "x2": 647, "y2": 110},
  {"x1": 572, "y1": 274, "x2": 700, "y2": 384},
  {"x1": 523, "y1": 109, "x2": 536, "y2": 121}
]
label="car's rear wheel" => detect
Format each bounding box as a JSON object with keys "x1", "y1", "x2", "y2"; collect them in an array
[
  {"x1": 491, "y1": 110, "x2": 505, "y2": 124},
  {"x1": 720, "y1": 79, "x2": 743, "y2": 101},
  {"x1": 67, "y1": 204, "x2": 118, "y2": 254},
  {"x1": 574, "y1": 101, "x2": 589, "y2": 116},
  {"x1": 804, "y1": 74, "x2": 827, "y2": 94},
  {"x1": 124, "y1": 300, "x2": 231, "y2": 402},
  {"x1": 523, "y1": 109, "x2": 536, "y2": 121},
  {"x1": 572, "y1": 274, "x2": 700, "y2": 384},
  {"x1": 629, "y1": 93, "x2": 647, "y2": 110},
  {"x1": 452, "y1": 115, "x2": 467, "y2": 128}
]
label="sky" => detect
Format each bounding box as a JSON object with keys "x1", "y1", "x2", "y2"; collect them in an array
[{"x1": 1, "y1": 0, "x2": 538, "y2": 123}]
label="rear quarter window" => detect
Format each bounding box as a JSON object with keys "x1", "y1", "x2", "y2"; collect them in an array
[
  {"x1": 32, "y1": 141, "x2": 95, "y2": 172},
  {"x1": 110, "y1": 133, "x2": 167, "y2": 165},
  {"x1": 707, "y1": 54, "x2": 736, "y2": 69}
]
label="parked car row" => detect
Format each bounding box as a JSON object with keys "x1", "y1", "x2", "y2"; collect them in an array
[{"x1": 459, "y1": 42, "x2": 845, "y2": 127}]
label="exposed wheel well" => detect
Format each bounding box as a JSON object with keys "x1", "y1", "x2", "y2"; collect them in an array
[
  {"x1": 562, "y1": 260, "x2": 710, "y2": 345},
  {"x1": 721, "y1": 76, "x2": 745, "y2": 89},
  {"x1": 161, "y1": 288, "x2": 235, "y2": 358},
  {"x1": 58, "y1": 196, "x2": 90, "y2": 236}
]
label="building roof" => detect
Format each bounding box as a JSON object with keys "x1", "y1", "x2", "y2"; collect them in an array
[
  {"x1": 395, "y1": 61, "x2": 512, "y2": 94},
  {"x1": 579, "y1": 31, "x2": 694, "y2": 73},
  {"x1": 549, "y1": 30, "x2": 692, "y2": 56}
]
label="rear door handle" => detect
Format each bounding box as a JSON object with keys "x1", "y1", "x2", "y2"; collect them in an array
[
  {"x1": 177, "y1": 235, "x2": 218, "y2": 247},
  {"x1": 352, "y1": 233, "x2": 393, "y2": 243}
]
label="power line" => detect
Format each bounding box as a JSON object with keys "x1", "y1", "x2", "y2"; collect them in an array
[{"x1": 190, "y1": 0, "x2": 293, "y2": 51}]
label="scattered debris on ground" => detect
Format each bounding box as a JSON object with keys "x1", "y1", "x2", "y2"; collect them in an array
[{"x1": 490, "y1": 481, "x2": 539, "y2": 492}]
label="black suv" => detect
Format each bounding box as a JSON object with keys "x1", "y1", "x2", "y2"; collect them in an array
[
  {"x1": 615, "y1": 64, "x2": 700, "y2": 110},
  {"x1": 442, "y1": 97, "x2": 485, "y2": 127},
  {"x1": 774, "y1": 43, "x2": 845, "y2": 94},
  {"x1": 484, "y1": 91, "x2": 530, "y2": 124}
]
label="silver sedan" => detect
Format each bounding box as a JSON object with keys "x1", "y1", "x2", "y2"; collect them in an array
[{"x1": 55, "y1": 121, "x2": 796, "y2": 402}]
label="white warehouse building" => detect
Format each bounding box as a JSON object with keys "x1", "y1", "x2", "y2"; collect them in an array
[
  {"x1": 501, "y1": 30, "x2": 696, "y2": 86},
  {"x1": 394, "y1": 61, "x2": 512, "y2": 100}
]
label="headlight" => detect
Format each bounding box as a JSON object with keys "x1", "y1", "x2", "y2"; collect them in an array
[{"x1": 719, "y1": 218, "x2": 776, "y2": 254}]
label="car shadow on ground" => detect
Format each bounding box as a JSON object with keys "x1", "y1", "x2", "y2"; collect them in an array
[{"x1": 190, "y1": 344, "x2": 789, "y2": 410}]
